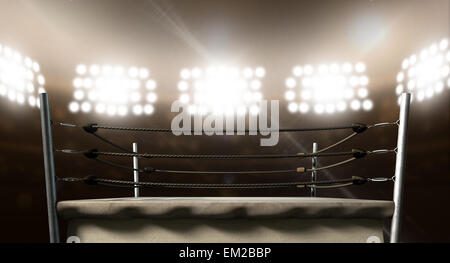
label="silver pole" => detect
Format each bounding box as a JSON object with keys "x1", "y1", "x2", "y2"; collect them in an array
[
  {"x1": 133, "y1": 142, "x2": 140, "y2": 197},
  {"x1": 39, "y1": 93, "x2": 60, "y2": 243},
  {"x1": 390, "y1": 92, "x2": 411, "y2": 243},
  {"x1": 311, "y1": 142, "x2": 318, "y2": 197}
]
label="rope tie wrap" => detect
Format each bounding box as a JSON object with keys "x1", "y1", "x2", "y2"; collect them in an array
[
  {"x1": 351, "y1": 123, "x2": 368, "y2": 134},
  {"x1": 82, "y1": 123, "x2": 98, "y2": 134},
  {"x1": 83, "y1": 149, "x2": 99, "y2": 159}
]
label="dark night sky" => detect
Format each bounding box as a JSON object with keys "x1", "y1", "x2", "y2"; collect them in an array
[{"x1": 0, "y1": 0, "x2": 449, "y2": 242}]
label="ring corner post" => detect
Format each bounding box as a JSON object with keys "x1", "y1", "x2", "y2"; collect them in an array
[
  {"x1": 311, "y1": 142, "x2": 318, "y2": 197},
  {"x1": 133, "y1": 142, "x2": 140, "y2": 198},
  {"x1": 39, "y1": 93, "x2": 60, "y2": 243},
  {"x1": 390, "y1": 92, "x2": 411, "y2": 243}
]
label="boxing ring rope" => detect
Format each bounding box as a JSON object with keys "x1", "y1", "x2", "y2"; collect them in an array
[
  {"x1": 55, "y1": 148, "x2": 394, "y2": 177},
  {"x1": 56, "y1": 148, "x2": 388, "y2": 159},
  {"x1": 38, "y1": 92, "x2": 411, "y2": 243},
  {"x1": 56, "y1": 175, "x2": 372, "y2": 189},
  {"x1": 57, "y1": 120, "x2": 397, "y2": 155}
]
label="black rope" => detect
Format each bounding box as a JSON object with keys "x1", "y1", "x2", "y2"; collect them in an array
[
  {"x1": 88, "y1": 155, "x2": 360, "y2": 175},
  {"x1": 57, "y1": 175, "x2": 370, "y2": 189},
  {"x1": 96, "y1": 150, "x2": 359, "y2": 159},
  {"x1": 57, "y1": 121, "x2": 398, "y2": 134},
  {"x1": 56, "y1": 121, "x2": 397, "y2": 156},
  {"x1": 69, "y1": 122, "x2": 363, "y2": 133},
  {"x1": 56, "y1": 148, "x2": 372, "y2": 159},
  {"x1": 307, "y1": 157, "x2": 357, "y2": 172},
  {"x1": 92, "y1": 158, "x2": 156, "y2": 173},
  {"x1": 91, "y1": 133, "x2": 133, "y2": 153},
  {"x1": 86, "y1": 129, "x2": 360, "y2": 156},
  {"x1": 91, "y1": 133, "x2": 131, "y2": 153},
  {"x1": 93, "y1": 157, "x2": 297, "y2": 174},
  {"x1": 313, "y1": 132, "x2": 357, "y2": 154},
  {"x1": 154, "y1": 168, "x2": 298, "y2": 174}
]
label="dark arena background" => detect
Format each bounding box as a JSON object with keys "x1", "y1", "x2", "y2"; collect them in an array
[{"x1": 0, "y1": 0, "x2": 448, "y2": 243}]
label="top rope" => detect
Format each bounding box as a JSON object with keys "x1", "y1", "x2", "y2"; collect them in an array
[{"x1": 57, "y1": 121, "x2": 398, "y2": 134}]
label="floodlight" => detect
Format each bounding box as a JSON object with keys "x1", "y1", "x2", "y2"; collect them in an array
[
  {"x1": 284, "y1": 62, "x2": 373, "y2": 114},
  {"x1": 69, "y1": 64, "x2": 157, "y2": 116},
  {"x1": 0, "y1": 44, "x2": 46, "y2": 108},
  {"x1": 178, "y1": 66, "x2": 266, "y2": 115},
  {"x1": 396, "y1": 38, "x2": 450, "y2": 103}
]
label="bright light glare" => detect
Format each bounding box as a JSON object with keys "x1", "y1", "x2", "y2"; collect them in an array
[
  {"x1": 70, "y1": 64, "x2": 157, "y2": 116},
  {"x1": 178, "y1": 66, "x2": 265, "y2": 115},
  {"x1": 396, "y1": 38, "x2": 449, "y2": 104},
  {"x1": 69, "y1": 101, "x2": 79, "y2": 112},
  {"x1": 288, "y1": 102, "x2": 298, "y2": 113},
  {"x1": 284, "y1": 62, "x2": 372, "y2": 114},
  {"x1": 0, "y1": 43, "x2": 45, "y2": 108}
]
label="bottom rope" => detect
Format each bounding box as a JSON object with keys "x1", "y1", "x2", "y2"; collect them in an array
[{"x1": 57, "y1": 176, "x2": 370, "y2": 189}]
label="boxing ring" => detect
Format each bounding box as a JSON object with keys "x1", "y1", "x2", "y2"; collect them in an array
[{"x1": 39, "y1": 93, "x2": 411, "y2": 243}]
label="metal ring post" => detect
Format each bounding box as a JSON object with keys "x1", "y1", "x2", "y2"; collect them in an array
[
  {"x1": 390, "y1": 92, "x2": 411, "y2": 243},
  {"x1": 39, "y1": 93, "x2": 60, "y2": 243},
  {"x1": 311, "y1": 142, "x2": 318, "y2": 197},
  {"x1": 133, "y1": 142, "x2": 140, "y2": 197}
]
